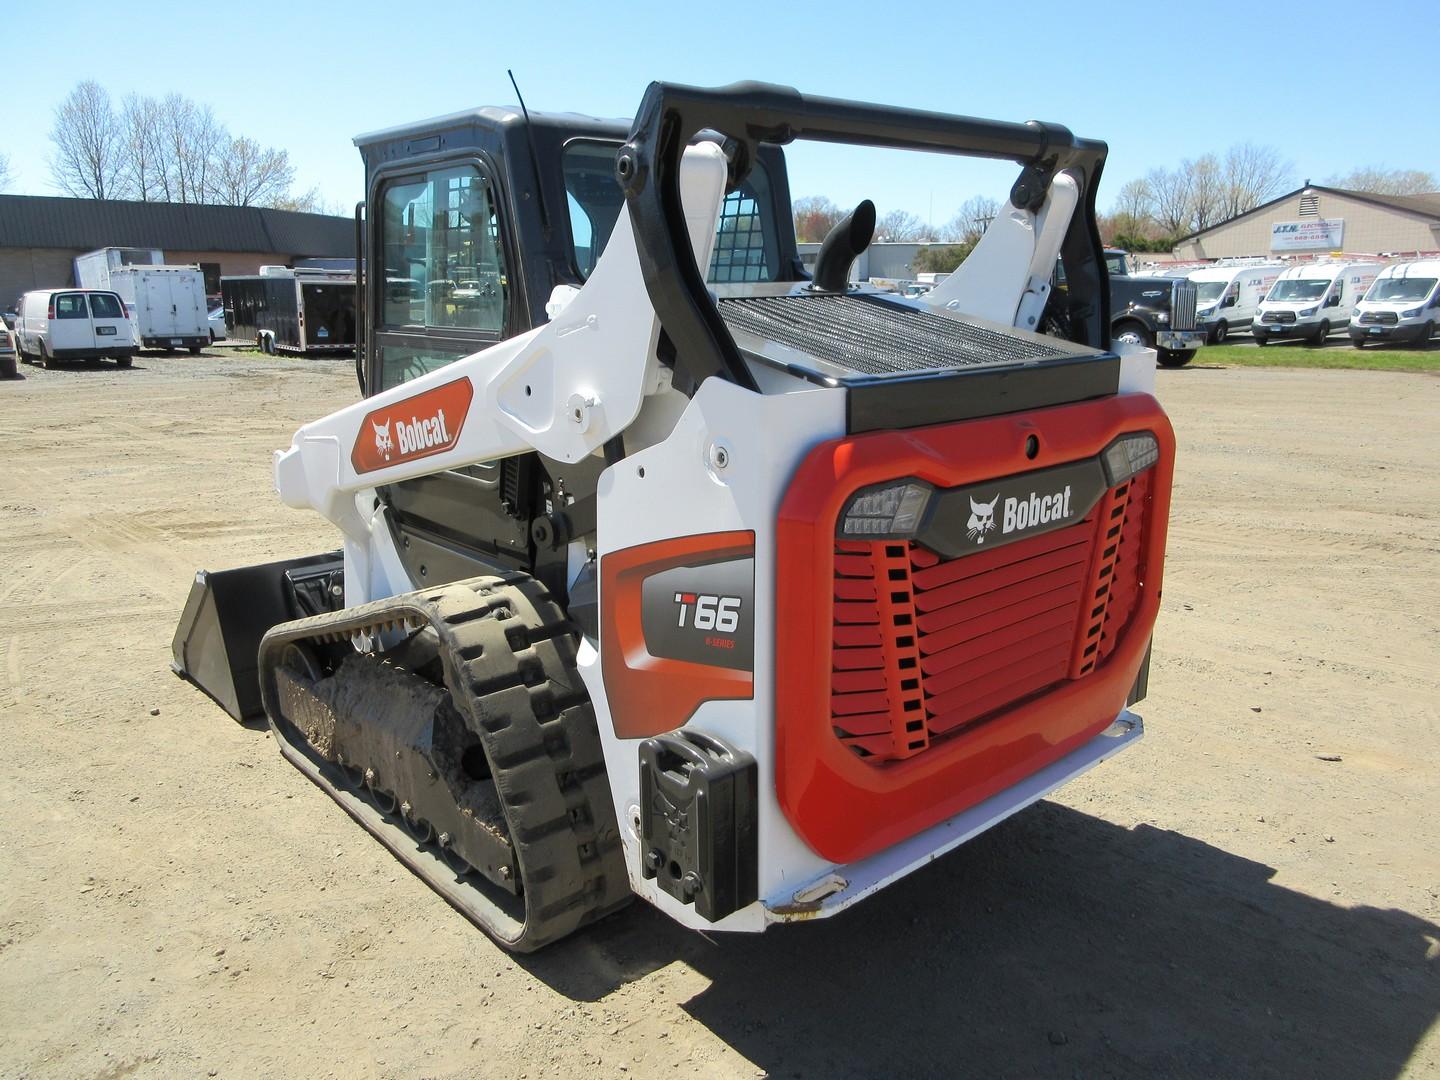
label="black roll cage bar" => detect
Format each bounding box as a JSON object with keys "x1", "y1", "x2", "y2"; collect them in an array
[{"x1": 616, "y1": 80, "x2": 1111, "y2": 397}]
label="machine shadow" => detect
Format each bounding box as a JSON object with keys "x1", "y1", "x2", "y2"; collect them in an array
[{"x1": 524, "y1": 802, "x2": 1439, "y2": 1079}]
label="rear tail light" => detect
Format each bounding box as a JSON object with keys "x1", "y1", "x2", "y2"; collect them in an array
[
  {"x1": 840, "y1": 481, "x2": 932, "y2": 538},
  {"x1": 1100, "y1": 432, "x2": 1160, "y2": 487},
  {"x1": 47, "y1": 299, "x2": 55, "y2": 319}
]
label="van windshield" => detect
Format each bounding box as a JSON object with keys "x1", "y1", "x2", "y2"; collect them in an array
[
  {"x1": 1268, "y1": 279, "x2": 1328, "y2": 302},
  {"x1": 1195, "y1": 282, "x2": 1227, "y2": 303},
  {"x1": 1367, "y1": 276, "x2": 1437, "y2": 303}
]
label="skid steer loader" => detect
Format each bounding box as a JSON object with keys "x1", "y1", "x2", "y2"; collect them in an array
[{"x1": 172, "y1": 81, "x2": 1174, "y2": 952}]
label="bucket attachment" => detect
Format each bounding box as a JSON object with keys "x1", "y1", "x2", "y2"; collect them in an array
[{"x1": 171, "y1": 552, "x2": 343, "y2": 721}]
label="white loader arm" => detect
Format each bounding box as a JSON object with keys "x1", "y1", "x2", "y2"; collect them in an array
[
  {"x1": 922, "y1": 170, "x2": 1080, "y2": 330},
  {"x1": 271, "y1": 141, "x2": 729, "y2": 538}
]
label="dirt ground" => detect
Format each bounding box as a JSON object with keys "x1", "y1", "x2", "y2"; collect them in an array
[{"x1": 1, "y1": 351, "x2": 1436, "y2": 1080}]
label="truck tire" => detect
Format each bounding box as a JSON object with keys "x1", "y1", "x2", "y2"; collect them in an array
[
  {"x1": 1254, "y1": 333, "x2": 1268, "y2": 347},
  {"x1": 39, "y1": 342, "x2": 56, "y2": 370},
  {"x1": 1, "y1": 349, "x2": 15, "y2": 379},
  {"x1": 1422, "y1": 321, "x2": 1435, "y2": 348},
  {"x1": 1157, "y1": 349, "x2": 1195, "y2": 368},
  {"x1": 116, "y1": 355, "x2": 132, "y2": 369},
  {"x1": 189, "y1": 345, "x2": 202, "y2": 355},
  {"x1": 1311, "y1": 320, "x2": 1330, "y2": 346},
  {"x1": 1210, "y1": 320, "x2": 1228, "y2": 345},
  {"x1": 1112, "y1": 321, "x2": 1152, "y2": 350}
]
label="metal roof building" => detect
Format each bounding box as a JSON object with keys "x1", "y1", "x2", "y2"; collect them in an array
[
  {"x1": 1173, "y1": 185, "x2": 1440, "y2": 261},
  {"x1": 0, "y1": 194, "x2": 352, "y2": 303}
]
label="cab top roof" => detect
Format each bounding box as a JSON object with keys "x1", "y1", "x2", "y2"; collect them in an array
[{"x1": 353, "y1": 106, "x2": 631, "y2": 148}]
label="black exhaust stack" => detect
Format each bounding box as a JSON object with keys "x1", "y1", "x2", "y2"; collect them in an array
[{"x1": 811, "y1": 199, "x2": 876, "y2": 293}]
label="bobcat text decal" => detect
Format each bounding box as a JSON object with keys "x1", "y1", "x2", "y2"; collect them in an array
[
  {"x1": 350, "y1": 377, "x2": 474, "y2": 475},
  {"x1": 966, "y1": 486, "x2": 1073, "y2": 546}
]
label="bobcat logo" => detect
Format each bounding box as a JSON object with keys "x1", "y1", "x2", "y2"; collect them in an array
[
  {"x1": 967, "y1": 494, "x2": 999, "y2": 544},
  {"x1": 372, "y1": 420, "x2": 394, "y2": 461}
]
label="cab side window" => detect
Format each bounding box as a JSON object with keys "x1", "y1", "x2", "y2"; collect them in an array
[
  {"x1": 709, "y1": 160, "x2": 781, "y2": 283},
  {"x1": 380, "y1": 164, "x2": 507, "y2": 335},
  {"x1": 377, "y1": 163, "x2": 509, "y2": 391}
]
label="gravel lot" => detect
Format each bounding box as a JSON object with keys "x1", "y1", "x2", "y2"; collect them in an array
[{"x1": 1, "y1": 352, "x2": 1437, "y2": 1079}]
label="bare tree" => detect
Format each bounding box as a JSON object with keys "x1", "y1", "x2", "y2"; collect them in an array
[
  {"x1": 1110, "y1": 177, "x2": 1154, "y2": 222},
  {"x1": 0, "y1": 151, "x2": 13, "y2": 192},
  {"x1": 53, "y1": 79, "x2": 329, "y2": 210},
  {"x1": 1221, "y1": 143, "x2": 1292, "y2": 218},
  {"x1": 1327, "y1": 166, "x2": 1439, "y2": 195},
  {"x1": 49, "y1": 80, "x2": 122, "y2": 198},
  {"x1": 158, "y1": 94, "x2": 201, "y2": 202},
  {"x1": 118, "y1": 94, "x2": 164, "y2": 201},
  {"x1": 269, "y1": 187, "x2": 340, "y2": 214},
  {"x1": 215, "y1": 137, "x2": 296, "y2": 207},
  {"x1": 938, "y1": 195, "x2": 999, "y2": 243},
  {"x1": 792, "y1": 195, "x2": 844, "y2": 243},
  {"x1": 1187, "y1": 154, "x2": 1225, "y2": 232},
  {"x1": 876, "y1": 209, "x2": 927, "y2": 241},
  {"x1": 1146, "y1": 165, "x2": 1193, "y2": 236}
]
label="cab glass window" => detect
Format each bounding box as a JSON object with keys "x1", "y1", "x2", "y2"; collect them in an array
[
  {"x1": 89, "y1": 293, "x2": 123, "y2": 318},
  {"x1": 562, "y1": 143, "x2": 624, "y2": 280},
  {"x1": 709, "y1": 164, "x2": 778, "y2": 283},
  {"x1": 55, "y1": 294, "x2": 88, "y2": 319},
  {"x1": 561, "y1": 141, "x2": 781, "y2": 283},
  {"x1": 380, "y1": 164, "x2": 507, "y2": 333}
]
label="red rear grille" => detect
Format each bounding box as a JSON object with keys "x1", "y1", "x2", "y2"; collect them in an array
[{"x1": 831, "y1": 471, "x2": 1153, "y2": 763}]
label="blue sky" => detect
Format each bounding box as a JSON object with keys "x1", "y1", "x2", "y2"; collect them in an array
[{"x1": 8, "y1": 0, "x2": 1438, "y2": 225}]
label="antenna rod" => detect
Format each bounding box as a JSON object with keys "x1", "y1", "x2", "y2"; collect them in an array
[{"x1": 508, "y1": 69, "x2": 552, "y2": 237}]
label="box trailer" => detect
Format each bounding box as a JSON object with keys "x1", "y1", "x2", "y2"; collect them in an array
[
  {"x1": 75, "y1": 250, "x2": 210, "y2": 353},
  {"x1": 222, "y1": 268, "x2": 356, "y2": 355},
  {"x1": 73, "y1": 247, "x2": 163, "y2": 284}
]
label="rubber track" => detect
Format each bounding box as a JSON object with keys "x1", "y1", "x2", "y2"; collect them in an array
[{"x1": 258, "y1": 573, "x2": 631, "y2": 952}]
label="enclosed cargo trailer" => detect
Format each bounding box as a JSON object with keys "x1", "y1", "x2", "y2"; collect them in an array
[{"x1": 222, "y1": 268, "x2": 356, "y2": 355}]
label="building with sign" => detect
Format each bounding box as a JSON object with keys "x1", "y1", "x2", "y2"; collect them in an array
[{"x1": 1172, "y1": 184, "x2": 1440, "y2": 261}]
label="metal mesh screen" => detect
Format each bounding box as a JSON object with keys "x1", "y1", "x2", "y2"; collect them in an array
[
  {"x1": 718, "y1": 293, "x2": 1087, "y2": 377},
  {"x1": 709, "y1": 192, "x2": 768, "y2": 283}
]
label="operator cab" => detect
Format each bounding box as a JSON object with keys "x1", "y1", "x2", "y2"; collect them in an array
[{"x1": 352, "y1": 109, "x2": 806, "y2": 601}]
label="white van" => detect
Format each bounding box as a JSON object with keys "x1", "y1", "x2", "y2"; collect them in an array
[
  {"x1": 1349, "y1": 259, "x2": 1440, "y2": 347},
  {"x1": 1253, "y1": 262, "x2": 1381, "y2": 345},
  {"x1": 12, "y1": 289, "x2": 138, "y2": 369},
  {"x1": 1190, "y1": 263, "x2": 1283, "y2": 343}
]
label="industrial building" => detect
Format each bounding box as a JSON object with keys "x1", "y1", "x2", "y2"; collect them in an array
[
  {"x1": 797, "y1": 241, "x2": 942, "y2": 282},
  {"x1": 0, "y1": 195, "x2": 352, "y2": 304},
  {"x1": 1172, "y1": 185, "x2": 1440, "y2": 261}
]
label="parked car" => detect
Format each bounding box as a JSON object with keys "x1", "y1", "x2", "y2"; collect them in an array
[
  {"x1": 208, "y1": 306, "x2": 227, "y2": 342},
  {"x1": 1188, "y1": 263, "x2": 1284, "y2": 343},
  {"x1": 0, "y1": 323, "x2": 17, "y2": 379},
  {"x1": 12, "y1": 288, "x2": 137, "y2": 369},
  {"x1": 1349, "y1": 259, "x2": 1440, "y2": 347},
  {"x1": 1253, "y1": 262, "x2": 1381, "y2": 345}
]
